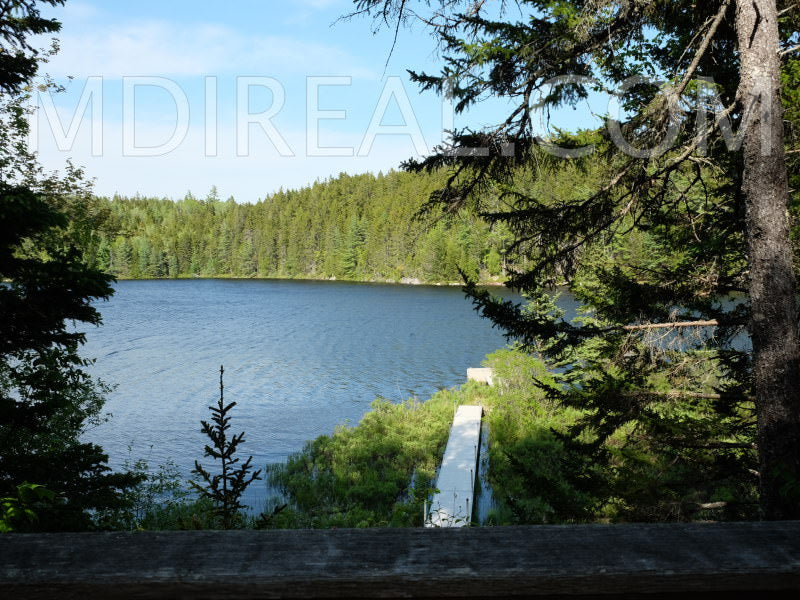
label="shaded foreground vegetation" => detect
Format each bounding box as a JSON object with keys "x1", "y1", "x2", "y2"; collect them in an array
[
  {"x1": 105, "y1": 344, "x2": 756, "y2": 531},
  {"x1": 260, "y1": 346, "x2": 758, "y2": 527},
  {"x1": 352, "y1": 0, "x2": 800, "y2": 519}
]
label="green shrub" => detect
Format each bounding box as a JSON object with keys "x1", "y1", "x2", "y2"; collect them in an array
[{"x1": 266, "y1": 395, "x2": 456, "y2": 528}]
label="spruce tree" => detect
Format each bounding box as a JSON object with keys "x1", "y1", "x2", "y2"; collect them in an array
[
  {"x1": 191, "y1": 366, "x2": 262, "y2": 529},
  {"x1": 350, "y1": 0, "x2": 800, "y2": 519}
]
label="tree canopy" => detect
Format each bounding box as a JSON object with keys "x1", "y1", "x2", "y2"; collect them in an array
[
  {"x1": 0, "y1": 0, "x2": 140, "y2": 531},
  {"x1": 351, "y1": 0, "x2": 800, "y2": 518},
  {"x1": 0, "y1": 0, "x2": 63, "y2": 93},
  {"x1": 78, "y1": 172, "x2": 514, "y2": 284}
]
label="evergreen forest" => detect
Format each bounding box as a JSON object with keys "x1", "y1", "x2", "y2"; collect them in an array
[{"x1": 82, "y1": 171, "x2": 513, "y2": 284}]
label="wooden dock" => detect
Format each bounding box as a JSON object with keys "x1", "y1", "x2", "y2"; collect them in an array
[
  {"x1": 466, "y1": 367, "x2": 494, "y2": 385},
  {"x1": 426, "y1": 405, "x2": 483, "y2": 527}
]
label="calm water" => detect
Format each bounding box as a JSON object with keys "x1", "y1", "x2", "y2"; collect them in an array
[{"x1": 81, "y1": 279, "x2": 522, "y2": 503}]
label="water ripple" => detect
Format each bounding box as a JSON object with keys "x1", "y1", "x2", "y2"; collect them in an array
[{"x1": 81, "y1": 279, "x2": 519, "y2": 487}]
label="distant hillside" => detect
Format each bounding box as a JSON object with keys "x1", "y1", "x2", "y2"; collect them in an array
[{"x1": 83, "y1": 170, "x2": 513, "y2": 284}]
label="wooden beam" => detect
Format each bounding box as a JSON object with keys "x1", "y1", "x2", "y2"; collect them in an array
[{"x1": 2, "y1": 522, "x2": 800, "y2": 598}]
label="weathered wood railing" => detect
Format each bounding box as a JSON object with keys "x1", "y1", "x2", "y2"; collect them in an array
[{"x1": 2, "y1": 522, "x2": 799, "y2": 598}]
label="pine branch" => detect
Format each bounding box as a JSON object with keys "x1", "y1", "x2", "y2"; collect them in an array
[{"x1": 669, "y1": 0, "x2": 732, "y2": 102}]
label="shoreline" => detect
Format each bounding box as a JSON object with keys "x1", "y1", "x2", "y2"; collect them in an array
[{"x1": 109, "y1": 273, "x2": 509, "y2": 288}]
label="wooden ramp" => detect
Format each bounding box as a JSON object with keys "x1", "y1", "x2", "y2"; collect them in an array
[{"x1": 426, "y1": 405, "x2": 482, "y2": 527}]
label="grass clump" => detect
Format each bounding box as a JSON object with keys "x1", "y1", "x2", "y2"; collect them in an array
[
  {"x1": 480, "y1": 348, "x2": 595, "y2": 524},
  {"x1": 264, "y1": 394, "x2": 458, "y2": 528},
  {"x1": 261, "y1": 345, "x2": 590, "y2": 528}
]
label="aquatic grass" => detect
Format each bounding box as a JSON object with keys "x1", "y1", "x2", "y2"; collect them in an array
[
  {"x1": 261, "y1": 345, "x2": 590, "y2": 528},
  {"x1": 265, "y1": 394, "x2": 458, "y2": 528},
  {"x1": 478, "y1": 348, "x2": 596, "y2": 525}
]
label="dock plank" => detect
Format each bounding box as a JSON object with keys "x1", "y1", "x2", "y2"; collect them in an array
[{"x1": 427, "y1": 405, "x2": 482, "y2": 527}]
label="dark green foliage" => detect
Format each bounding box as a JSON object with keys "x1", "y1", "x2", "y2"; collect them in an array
[
  {"x1": 0, "y1": 483, "x2": 56, "y2": 532},
  {"x1": 479, "y1": 348, "x2": 597, "y2": 524},
  {"x1": 352, "y1": 0, "x2": 800, "y2": 520},
  {"x1": 0, "y1": 1, "x2": 141, "y2": 531},
  {"x1": 113, "y1": 456, "x2": 220, "y2": 531},
  {"x1": 190, "y1": 366, "x2": 262, "y2": 529},
  {"x1": 340, "y1": 214, "x2": 366, "y2": 276},
  {"x1": 82, "y1": 171, "x2": 512, "y2": 284},
  {"x1": 0, "y1": 1, "x2": 64, "y2": 94},
  {"x1": 0, "y1": 153, "x2": 143, "y2": 531}
]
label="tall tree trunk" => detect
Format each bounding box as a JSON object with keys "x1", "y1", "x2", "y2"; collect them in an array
[{"x1": 735, "y1": 0, "x2": 800, "y2": 519}]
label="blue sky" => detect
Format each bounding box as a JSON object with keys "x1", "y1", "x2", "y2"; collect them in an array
[{"x1": 30, "y1": 0, "x2": 605, "y2": 202}]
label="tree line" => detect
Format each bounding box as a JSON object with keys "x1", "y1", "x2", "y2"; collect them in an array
[{"x1": 83, "y1": 171, "x2": 513, "y2": 284}]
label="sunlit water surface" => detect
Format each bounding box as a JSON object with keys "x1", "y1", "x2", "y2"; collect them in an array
[{"x1": 81, "y1": 279, "x2": 533, "y2": 509}]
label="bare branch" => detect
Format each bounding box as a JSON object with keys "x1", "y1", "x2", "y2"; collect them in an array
[
  {"x1": 623, "y1": 389, "x2": 750, "y2": 401},
  {"x1": 384, "y1": 0, "x2": 408, "y2": 71},
  {"x1": 681, "y1": 442, "x2": 756, "y2": 449},
  {"x1": 696, "y1": 501, "x2": 728, "y2": 509},
  {"x1": 670, "y1": 0, "x2": 732, "y2": 101},
  {"x1": 781, "y1": 44, "x2": 800, "y2": 57},
  {"x1": 623, "y1": 320, "x2": 719, "y2": 331}
]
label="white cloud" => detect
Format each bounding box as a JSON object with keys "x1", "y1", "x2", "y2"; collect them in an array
[
  {"x1": 27, "y1": 4, "x2": 440, "y2": 201},
  {"x1": 30, "y1": 109, "x2": 436, "y2": 202},
  {"x1": 45, "y1": 20, "x2": 375, "y2": 80}
]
